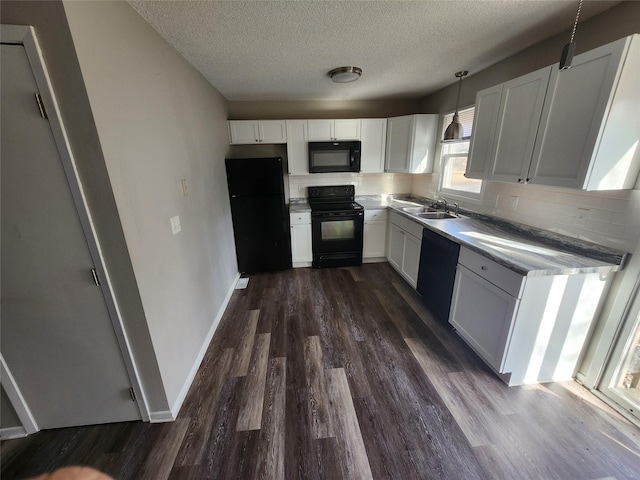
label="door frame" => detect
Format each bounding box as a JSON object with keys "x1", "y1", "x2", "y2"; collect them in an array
[
  {"x1": 1, "y1": 355, "x2": 38, "y2": 439},
  {"x1": 1, "y1": 25, "x2": 150, "y2": 423}
]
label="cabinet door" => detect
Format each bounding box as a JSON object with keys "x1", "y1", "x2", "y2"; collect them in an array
[
  {"x1": 466, "y1": 84, "x2": 503, "y2": 179},
  {"x1": 291, "y1": 223, "x2": 312, "y2": 264},
  {"x1": 334, "y1": 119, "x2": 361, "y2": 140},
  {"x1": 402, "y1": 232, "x2": 421, "y2": 288},
  {"x1": 488, "y1": 66, "x2": 551, "y2": 183},
  {"x1": 449, "y1": 265, "x2": 518, "y2": 372},
  {"x1": 258, "y1": 120, "x2": 287, "y2": 143},
  {"x1": 228, "y1": 120, "x2": 258, "y2": 144},
  {"x1": 387, "y1": 223, "x2": 405, "y2": 272},
  {"x1": 385, "y1": 116, "x2": 412, "y2": 172},
  {"x1": 363, "y1": 220, "x2": 387, "y2": 258},
  {"x1": 307, "y1": 119, "x2": 334, "y2": 141},
  {"x1": 360, "y1": 118, "x2": 387, "y2": 173},
  {"x1": 529, "y1": 39, "x2": 629, "y2": 188},
  {"x1": 286, "y1": 120, "x2": 308, "y2": 175}
]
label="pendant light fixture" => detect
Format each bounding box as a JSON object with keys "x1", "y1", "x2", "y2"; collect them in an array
[
  {"x1": 442, "y1": 70, "x2": 469, "y2": 142},
  {"x1": 328, "y1": 66, "x2": 362, "y2": 83},
  {"x1": 559, "y1": 0, "x2": 583, "y2": 69}
]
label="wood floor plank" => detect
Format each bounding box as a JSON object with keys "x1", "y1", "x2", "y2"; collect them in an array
[
  {"x1": 136, "y1": 419, "x2": 189, "y2": 480},
  {"x1": 254, "y1": 357, "x2": 286, "y2": 480},
  {"x1": 236, "y1": 333, "x2": 271, "y2": 431},
  {"x1": 174, "y1": 347, "x2": 234, "y2": 467},
  {"x1": 228, "y1": 309, "x2": 260, "y2": 377},
  {"x1": 325, "y1": 367, "x2": 373, "y2": 480},
  {"x1": 303, "y1": 335, "x2": 334, "y2": 439},
  {"x1": 405, "y1": 336, "x2": 491, "y2": 447}
]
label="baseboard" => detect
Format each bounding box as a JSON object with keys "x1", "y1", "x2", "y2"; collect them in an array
[
  {"x1": 168, "y1": 272, "x2": 241, "y2": 419},
  {"x1": 292, "y1": 262, "x2": 312, "y2": 268},
  {"x1": 0, "y1": 426, "x2": 28, "y2": 440},
  {"x1": 148, "y1": 410, "x2": 175, "y2": 423},
  {"x1": 363, "y1": 257, "x2": 387, "y2": 263}
]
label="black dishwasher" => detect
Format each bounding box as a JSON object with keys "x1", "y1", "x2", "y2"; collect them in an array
[{"x1": 416, "y1": 228, "x2": 460, "y2": 323}]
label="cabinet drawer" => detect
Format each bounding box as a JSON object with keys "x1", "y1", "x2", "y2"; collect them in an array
[
  {"x1": 364, "y1": 209, "x2": 387, "y2": 221},
  {"x1": 290, "y1": 212, "x2": 311, "y2": 225},
  {"x1": 458, "y1": 247, "x2": 524, "y2": 298},
  {"x1": 389, "y1": 211, "x2": 423, "y2": 239}
]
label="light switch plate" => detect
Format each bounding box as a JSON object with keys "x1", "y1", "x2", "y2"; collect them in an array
[{"x1": 170, "y1": 215, "x2": 181, "y2": 235}]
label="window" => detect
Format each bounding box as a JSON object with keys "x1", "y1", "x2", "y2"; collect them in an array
[{"x1": 438, "y1": 107, "x2": 483, "y2": 202}]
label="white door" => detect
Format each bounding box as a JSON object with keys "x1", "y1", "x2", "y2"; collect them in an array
[{"x1": 1, "y1": 43, "x2": 141, "y2": 429}]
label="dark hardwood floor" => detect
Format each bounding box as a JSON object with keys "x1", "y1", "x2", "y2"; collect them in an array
[{"x1": 3, "y1": 263, "x2": 640, "y2": 479}]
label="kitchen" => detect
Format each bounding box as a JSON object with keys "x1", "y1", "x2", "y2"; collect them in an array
[{"x1": 1, "y1": 1, "x2": 640, "y2": 478}]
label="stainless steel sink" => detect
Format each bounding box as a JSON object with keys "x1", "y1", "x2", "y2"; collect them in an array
[
  {"x1": 402, "y1": 206, "x2": 436, "y2": 213},
  {"x1": 414, "y1": 211, "x2": 458, "y2": 219}
]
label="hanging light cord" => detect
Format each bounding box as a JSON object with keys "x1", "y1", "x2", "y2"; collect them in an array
[
  {"x1": 454, "y1": 76, "x2": 462, "y2": 113},
  {"x1": 569, "y1": 0, "x2": 583, "y2": 44}
]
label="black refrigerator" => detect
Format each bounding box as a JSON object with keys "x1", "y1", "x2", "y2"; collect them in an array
[{"x1": 225, "y1": 157, "x2": 292, "y2": 273}]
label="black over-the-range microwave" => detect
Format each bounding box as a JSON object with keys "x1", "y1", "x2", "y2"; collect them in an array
[{"x1": 308, "y1": 141, "x2": 361, "y2": 173}]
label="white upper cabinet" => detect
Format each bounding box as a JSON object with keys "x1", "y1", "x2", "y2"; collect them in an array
[
  {"x1": 286, "y1": 120, "x2": 308, "y2": 175},
  {"x1": 467, "y1": 34, "x2": 640, "y2": 190},
  {"x1": 307, "y1": 119, "x2": 361, "y2": 141},
  {"x1": 385, "y1": 114, "x2": 438, "y2": 174},
  {"x1": 228, "y1": 120, "x2": 287, "y2": 144},
  {"x1": 360, "y1": 118, "x2": 387, "y2": 173},
  {"x1": 488, "y1": 66, "x2": 551, "y2": 184},
  {"x1": 528, "y1": 35, "x2": 640, "y2": 190},
  {"x1": 465, "y1": 84, "x2": 503, "y2": 179}
]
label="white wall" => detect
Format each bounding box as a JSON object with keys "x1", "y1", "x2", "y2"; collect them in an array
[{"x1": 63, "y1": 1, "x2": 238, "y2": 413}]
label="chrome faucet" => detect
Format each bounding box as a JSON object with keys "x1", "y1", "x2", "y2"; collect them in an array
[{"x1": 437, "y1": 197, "x2": 449, "y2": 214}]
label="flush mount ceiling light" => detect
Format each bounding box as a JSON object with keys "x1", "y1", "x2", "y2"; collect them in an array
[
  {"x1": 442, "y1": 70, "x2": 469, "y2": 143},
  {"x1": 560, "y1": 0, "x2": 583, "y2": 69},
  {"x1": 328, "y1": 66, "x2": 362, "y2": 83}
]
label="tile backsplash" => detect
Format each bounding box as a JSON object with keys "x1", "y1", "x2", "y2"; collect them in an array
[
  {"x1": 413, "y1": 173, "x2": 640, "y2": 253},
  {"x1": 289, "y1": 172, "x2": 640, "y2": 253},
  {"x1": 289, "y1": 173, "x2": 412, "y2": 198}
]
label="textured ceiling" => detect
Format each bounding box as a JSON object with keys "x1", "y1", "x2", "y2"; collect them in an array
[{"x1": 127, "y1": 1, "x2": 620, "y2": 101}]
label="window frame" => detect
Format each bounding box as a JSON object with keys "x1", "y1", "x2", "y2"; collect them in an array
[{"x1": 437, "y1": 106, "x2": 485, "y2": 205}]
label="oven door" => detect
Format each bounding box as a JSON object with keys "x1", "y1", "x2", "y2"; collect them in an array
[{"x1": 311, "y1": 211, "x2": 364, "y2": 268}]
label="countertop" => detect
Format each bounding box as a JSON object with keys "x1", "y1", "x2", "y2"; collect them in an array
[
  {"x1": 357, "y1": 194, "x2": 626, "y2": 277},
  {"x1": 288, "y1": 194, "x2": 626, "y2": 276}
]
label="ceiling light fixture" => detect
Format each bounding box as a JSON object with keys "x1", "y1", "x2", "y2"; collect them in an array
[
  {"x1": 328, "y1": 66, "x2": 362, "y2": 83},
  {"x1": 442, "y1": 70, "x2": 469, "y2": 143},
  {"x1": 559, "y1": 0, "x2": 583, "y2": 69}
]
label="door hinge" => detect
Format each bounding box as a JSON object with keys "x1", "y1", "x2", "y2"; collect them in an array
[
  {"x1": 91, "y1": 268, "x2": 101, "y2": 286},
  {"x1": 34, "y1": 93, "x2": 48, "y2": 119},
  {"x1": 129, "y1": 387, "x2": 137, "y2": 402}
]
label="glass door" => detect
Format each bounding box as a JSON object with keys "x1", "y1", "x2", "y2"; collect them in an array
[{"x1": 597, "y1": 281, "x2": 640, "y2": 425}]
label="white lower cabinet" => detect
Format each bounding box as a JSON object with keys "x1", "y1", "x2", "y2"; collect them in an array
[
  {"x1": 387, "y1": 211, "x2": 423, "y2": 288},
  {"x1": 363, "y1": 209, "x2": 388, "y2": 261},
  {"x1": 290, "y1": 211, "x2": 312, "y2": 267},
  {"x1": 449, "y1": 247, "x2": 610, "y2": 386}
]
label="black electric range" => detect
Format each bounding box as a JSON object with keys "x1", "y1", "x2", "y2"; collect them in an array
[{"x1": 308, "y1": 185, "x2": 364, "y2": 268}]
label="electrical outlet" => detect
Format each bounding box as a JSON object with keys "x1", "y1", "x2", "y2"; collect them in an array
[
  {"x1": 509, "y1": 195, "x2": 519, "y2": 212},
  {"x1": 170, "y1": 215, "x2": 181, "y2": 235},
  {"x1": 574, "y1": 208, "x2": 590, "y2": 227}
]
